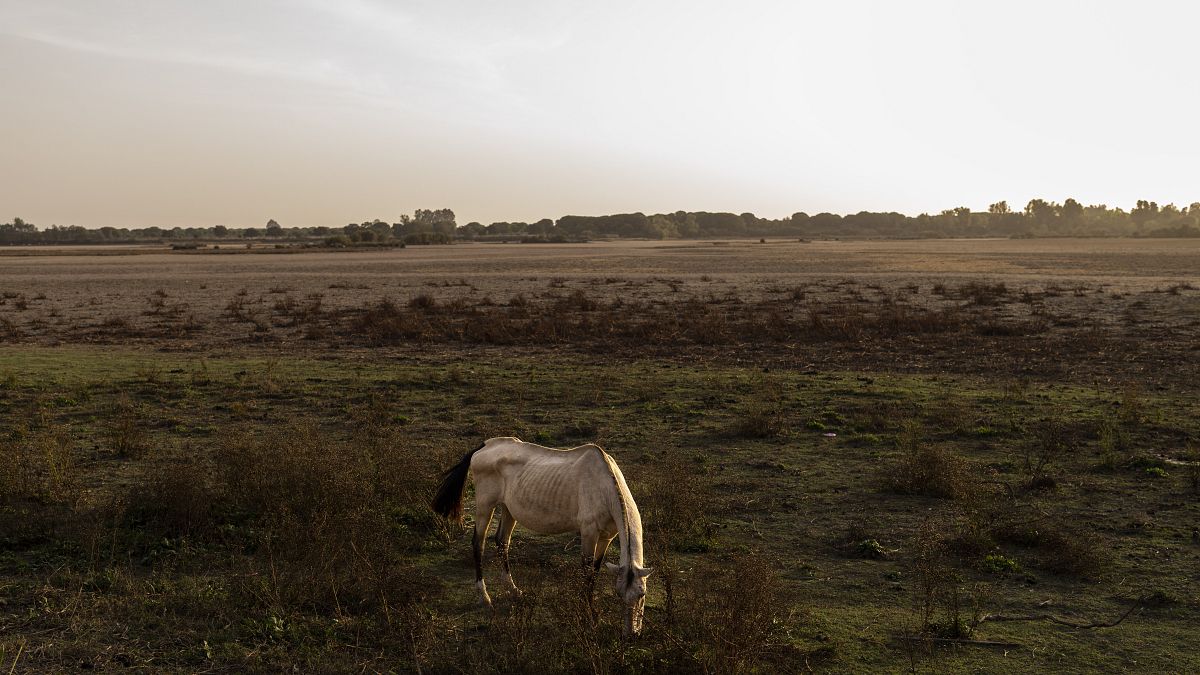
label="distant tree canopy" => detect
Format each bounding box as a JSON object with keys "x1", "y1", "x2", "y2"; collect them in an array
[{"x1": 5, "y1": 199, "x2": 1200, "y2": 245}]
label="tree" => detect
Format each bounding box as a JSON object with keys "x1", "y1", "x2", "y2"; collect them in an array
[
  {"x1": 368, "y1": 219, "x2": 392, "y2": 239},
  {"x1": 213, "y1": 225, "x2": 229, "y2": 237},
  {"x1": 266, "y1": 219, "x2": 282, "y2": 236},
  {"x1": 1060, "y1": 198, "x2": 1083, "y2": 226},
  {"x1": 1024, "y1": 199, "x2": 1058, "y2": 229},
  {"x1": 988, "y1": 201, "x2": 1011, "y2": 215},
  {"x1": 412, "y1": 209, "x2": 456, "y2": 235},
  {"x1": 459, "y1": 221, "x2": 485, "y2": 238},
  {"x1": 1130, "y1": 200, "x2": 1159, "y2": 231}
]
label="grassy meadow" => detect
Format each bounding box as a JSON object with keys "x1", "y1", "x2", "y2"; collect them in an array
[{"x1": 1, "y1": 239, "x2": 1199, "y2": 672}]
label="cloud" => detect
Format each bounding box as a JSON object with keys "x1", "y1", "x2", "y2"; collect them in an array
[{"x1": 0, "y1": 0, "x2": 550, "y2": 111}]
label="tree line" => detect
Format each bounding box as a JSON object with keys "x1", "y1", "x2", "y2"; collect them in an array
[{"x1": 5, "y1": 200, "x2": 1200, "y2": 245}]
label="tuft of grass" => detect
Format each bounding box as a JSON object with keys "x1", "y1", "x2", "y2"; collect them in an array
[
  {"x1": 880, "y1": 422, "x2": 971, "y2": 500},
  {"x1": 982, "y1": 553, "x2": 1020, "y2": 575},
  {"x1": 731, "y1": 377, "x2": 785, "y2": 438},
  {"x1": 108, "y1": 395, "x2": 149, "y2": 458}
]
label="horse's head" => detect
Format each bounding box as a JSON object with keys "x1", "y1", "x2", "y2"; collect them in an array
[{"x1": 605, "y1": 562, "x2": 652, "y2": 636}]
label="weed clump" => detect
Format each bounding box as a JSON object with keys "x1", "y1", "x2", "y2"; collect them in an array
[
  {"x1": 216, "y1": 423, "x2": 441, "y2": 616},
  {"x1": 730, "y1": 376, "x2": 786, "y2": 438},
  {"x1": 108, "y1": 395, "x2": 149, "y2": 457},
  {"x1": 880, "y1": 422, "x2": 972, "y2": 499}
]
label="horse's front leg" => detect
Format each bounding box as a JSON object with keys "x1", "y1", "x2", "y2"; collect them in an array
[{"x1": 580, "y1": 530, "x2": 600, "y2": 617}]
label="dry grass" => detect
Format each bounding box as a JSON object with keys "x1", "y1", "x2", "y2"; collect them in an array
[
  {"x1": 107, "y1": 395, "x2": 149, "y2": 458},
  {"x1": 880, "y1": 422, "x2": 972, "y2": 500}
]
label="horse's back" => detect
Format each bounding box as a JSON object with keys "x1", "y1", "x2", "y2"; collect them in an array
[
  {"x1": 471, "y1": 438, "x2": 611, "y2": 534},
  {"x1": 471, "y1": 437, "x2": 596, "y2": 475}
]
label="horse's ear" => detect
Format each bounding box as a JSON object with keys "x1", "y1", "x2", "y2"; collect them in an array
[
  {"x1": 635, "y1": 567, "x2": 652, "y2": 578},
  {"x1": 605, "y1": 562, "x2": 620, "y2": 574}
]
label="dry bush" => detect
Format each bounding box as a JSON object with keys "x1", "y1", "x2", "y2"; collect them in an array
[
  {"x1": 462, "y1": 557, "x2": 610, "y2": 674},
  {"x1": 224, "y1": 294, "x2": 252, "y2": 321},
  {"x1": 1021, "y1": 417, "x2": 1076, "y2": 489},
  {"x1": 0, "y1": 425, "x2": 82, "y2": 543},
  {"x1": 641, "y1": 451, "x2": 714, "y2": 628},
  {"x1": 675, "y1": 553, "x2": 821, "y2": 673},
  {"x1": 1119, "y1": 384, "x2": 1146, "y2": 425},
  {"x1": 108, "y1": 395, "x2": 149, "y2": 458},
  {"x1": 271, "y1": 294, "x2": 296, "y2": 315},
  {"x1": 335, "y1": 291, "x2": 983, "y2": 351},
  {"x1": 463, "y1": 551, "x2": 825, "y2": 674},
  {"x1": 0, "y1": 425, "x2": 80, "y2": 507},
  {"x1": 993, "y1": 521, "x2": 1104, "y2": 579},
  {"x1": 835, "y1": 519, "x2": 891, "y2": 560},
  {"x1": 557, "y1": 289, "x2": 602, "y2": 312},
  {"x1": 352, "y1": 297, "x2": 429, "y2": 343},
  {"x1": 880, "y1": 422, "x2": 971, "y2": 499},
  {"x1": 960, "y1": 281, "x2": 1009, "y2": 306},
  {"x1": 124, "y1": 459, "x2": 216, "y2": 538},
  {"x1": 216, "y1": 423, "x2": 440, "y2": 617},
  {"x1": 1035, "y1": 528, "x2": 1105, "y2": 578},
  {"x1": 409, "y1": 293, "x2": 438, "y2": 311},
  {"x1": 909, "y1": 519, "x2": 973, "y2": 639},
  {"x1": 875, "y1": 301, "x2": 963, "y2": 335},
  {"x1": 0, "y1": 314, "x2": 23, "y2": 340},
  {"x1": 731, "y1": 379, "x2": 786, "y2": 438},
  {"x1": 808, "y1": 302, "x2": 865, "y2": 341},
  {"x1": 278, "y1": 292, "x2": 326, "y2": 328}
]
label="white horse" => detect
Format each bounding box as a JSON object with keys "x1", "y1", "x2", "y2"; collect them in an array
[{"x1": 432, "y1": 436, "x2": 652, "y2": 636}]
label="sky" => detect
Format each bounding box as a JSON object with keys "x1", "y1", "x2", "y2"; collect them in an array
[{"x1": 1, "y1": 1, "x2": 1198, "y2": 229}]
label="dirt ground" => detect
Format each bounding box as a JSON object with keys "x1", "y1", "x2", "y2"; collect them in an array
[{"x1": 1, "y1": 238, "x2": 1197, "y2": 388}]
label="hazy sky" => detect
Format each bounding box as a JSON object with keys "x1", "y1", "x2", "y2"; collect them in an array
[{"x1": 2, "y1": 1, "x2": 1198, "y2": 228}]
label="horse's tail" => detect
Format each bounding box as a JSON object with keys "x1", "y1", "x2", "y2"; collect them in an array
[{"x1": 431, "y1": 441, "x2": 486, "y2": 523}]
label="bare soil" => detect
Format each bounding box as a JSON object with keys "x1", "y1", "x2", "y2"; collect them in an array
[{"x1": 2, "y1": 238, "x2": 1197, "y2": 388}]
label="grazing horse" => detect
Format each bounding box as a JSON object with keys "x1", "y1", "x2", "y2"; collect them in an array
[{"x1": 432, "y1": 437, "x2": 652, "y2": 636}]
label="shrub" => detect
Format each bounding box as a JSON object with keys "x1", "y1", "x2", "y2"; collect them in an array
[
  {"x1": 0, "y1": 424, "x2": 82, "y2": 544},
  {"x1": 124, "y1": 460, "x2": 216, "y2": 538},
  {"x1": 641, "y1": 450, "x2": 714, "y2": 631},
  {"x1": 880, "y1": 422, "x2": 971, "y2": 499},
  {"x1": 408, "y1": 293, "x2": 438, "y2": 311},
  {"x1": 909, "y1": 519, "x2": 970, "y2": 639},
  {"x1": 0, "y1": 425, "x2": 80, "y2": 507},
  {"x1": 731, "y1": 377, "x2": 785, "y2": 439},
  {"x1": 678, "y1": 554, "x2": 819, "y2": 673},
  {"x1": 108, "y1": 396, "x2": 149, "y2": 458},
  {"x1": 1021, "y1": 417, "x2": 1075, "y2": 489},
  {"x1": 1035, "y1": 528, "x2": 1105, "y2": 578},
  {"x1": 215, "y1": 423, "x2": 440, "y2": 615}
]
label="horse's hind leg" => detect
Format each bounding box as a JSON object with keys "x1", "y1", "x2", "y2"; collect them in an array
[
  {"x1": 493, "y1": 504, "x2": 520, "y2": 596},
  {"x1": 473, "y1": 500, "x2": 497, "y2": 608}
]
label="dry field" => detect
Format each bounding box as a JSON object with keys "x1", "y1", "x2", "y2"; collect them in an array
[
  {"x1": 2, "y1": 238, "x2": 1199, "y2": 383},
  {"x1": 1, "y1": 238, "x2": 1198, "y2": 672}
]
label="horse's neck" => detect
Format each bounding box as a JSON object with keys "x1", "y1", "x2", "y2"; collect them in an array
[
  {"x1": 595, "y1": 449, "x2": 643, "y2": 567},
  {"x1": 612, "y1": 484, "x2": 644, "y2": 568}
]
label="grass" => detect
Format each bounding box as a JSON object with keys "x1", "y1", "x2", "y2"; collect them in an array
[{"x1": 0, "y1": 346, "x2": 1197, "y2": 672}]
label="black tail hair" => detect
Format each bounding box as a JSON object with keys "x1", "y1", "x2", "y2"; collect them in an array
[{"x1": 431, "y1": 442, "x2": 485, "y2": 523}]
